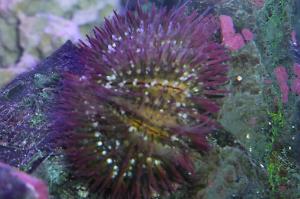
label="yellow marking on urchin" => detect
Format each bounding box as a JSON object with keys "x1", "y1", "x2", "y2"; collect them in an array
[
  {"x1": 111, "y1": 77, "x2": 198, "y2": 141},
  {"x1": 127, "y1": 116, "x2": 170, "y2": 140},
  {"x1": 126, "y1": 78, "x2": 190, "y2": 98},
  {"x1": 111, "y1": 98, "x2": 178, "y2": 140}
]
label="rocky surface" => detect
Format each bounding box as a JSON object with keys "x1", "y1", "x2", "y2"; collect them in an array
[
  {"x1": 0, "y1": 41, "x2": 82, "y2": 168},
  {"x1": 220, "y1": 42, "x2": 269, "y2": 162},
  {"x1": 196, "y1": 146, "x2": 268, "y2": 199}
]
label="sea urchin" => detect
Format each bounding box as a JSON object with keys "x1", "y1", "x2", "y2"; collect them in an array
[{"x1": 52, "y1": 5, "x2": 229, "y2": 199}]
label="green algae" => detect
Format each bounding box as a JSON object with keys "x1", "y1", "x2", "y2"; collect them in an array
[
  {"x1": 30, "y1": 111, "x2": 45, "y2": 127},
  {"x1": 263, "y1": 97, "x2": 300, "y2": 198},
  {"x1": 33, "y1": 72, "x2": 59, "y2": 89},
  {"x1": 254, "y1": 0, "x2": 300, "y2": 197},
  {"x1": 2, "y1": 80, "x2": 25, "y2": 99},
  {"x1": 257, "y1": 0, "x2": 293, "y2": 69},
  {"x1": 19, "y1": 150, "x2": 46, "y2": 172},
  {"x1": 265, "y1": 103, "x2": 286, "y2": 197}
]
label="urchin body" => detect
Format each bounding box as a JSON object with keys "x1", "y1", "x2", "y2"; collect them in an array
[{"x1": 53, "y1": 5, "x2": 229, "y2": 199}]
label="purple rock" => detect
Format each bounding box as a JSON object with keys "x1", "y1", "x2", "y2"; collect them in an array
[{"x1": 0, "y1": 41, "x2": 82, "y2": 168}]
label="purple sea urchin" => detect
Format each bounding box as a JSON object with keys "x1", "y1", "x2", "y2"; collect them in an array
[{"x1": 53, "y1": 5, "x2": 229, "y2": 199}]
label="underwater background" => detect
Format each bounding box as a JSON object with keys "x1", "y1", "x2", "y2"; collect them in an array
[{"x1": 0, "y1": 0, "x2": 300, "y2": 198}]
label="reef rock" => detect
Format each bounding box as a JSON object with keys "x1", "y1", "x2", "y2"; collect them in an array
[{"x1": 0, "y1": 41, "x2": 81, "y2": 168}]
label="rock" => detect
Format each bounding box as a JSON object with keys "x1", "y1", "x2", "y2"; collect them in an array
[
  {"x1": 0, "y1": 41, "x2": 82, "y2": 167},
  {"x1": 0, "y1": 0, "x2": 120, "y2": 84},
  {"x1": 196, "y1": 147, "x2": 268, "y2": 199},
  {"x1": 0, "y1": 69, "x2": 16, "y2": 88},
  {"x1": 0, "y1": 17, "x2": 20, "y2": 67},
  {"x1": 274, "y1": 66, "x2": 289, "y2": 103},
  {"x1": 18, "y1": 13, "x2": 81, "y2": 58},
  {"x1": 219, "y1": 42, "x2": 269, "y2": 161}
]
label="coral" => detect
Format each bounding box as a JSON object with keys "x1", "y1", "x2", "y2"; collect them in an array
[
  {"x1": 272, "y1": 61, "x2": 300, "y2": 100},
  {"x1": 241, "y1": 28, "x2": 254, "y2": 42},
  {"x1": 274, "y1": 66, "x2": 289, "y2": 103},
  {"x1": 220, "y1": 15, "x2": 236, "y2": 41},
  {"x1": 51, "y1": 4, "x2": 229, "y2": 199},
  {"x1": 0, "y1": 162, "x2": 48, "y2": 199},
  {"x1": 291, "y1": 63, "x2": 300, "y2": 95},
  {"x1": 219, "y1": 15, "x2": 254, "y2": 51},
  {"x1": 293, "y1": 63, "x2": 300, "y2": 77}
]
